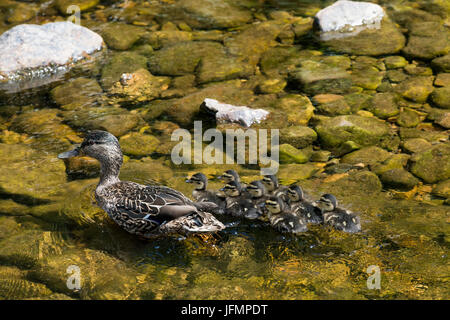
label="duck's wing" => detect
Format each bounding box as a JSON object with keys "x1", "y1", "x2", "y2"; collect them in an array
[{"x1": 114, "y1": 183, "x2": 197, "y2": 224}]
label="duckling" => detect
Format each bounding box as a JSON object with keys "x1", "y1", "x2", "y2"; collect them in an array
[
  {"x1": 286, "y1": 184, "x2": 323, "y2": 225},
  {"x1": 58, "y1": 130, "x2": 225, "y2": 238},
  {"x1": 261, "y1": 174, "x2": 288, "y2": 201},
  {"x1": 244, "y1": 180, "x2": 269, "y2": 220},
  {"x1": 220, "y1": 180, "x2": 253, "y2": 218},
  {"x1": 317, "y1": 194, "x2": 361, "y2": 233},
  {"x1": 265, "y1": 197, "x2": 308, "y2": 234},
  {"x1": 218, "y1": 169, "x2": 242, "y2": 185},
  {"x1": 185, "y1": 172, "x2": 226, "y2": 214}
]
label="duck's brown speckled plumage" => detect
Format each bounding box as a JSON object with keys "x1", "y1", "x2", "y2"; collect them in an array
[{"x1": 59, "y1": 130, "x2": 225, "y2": 238}]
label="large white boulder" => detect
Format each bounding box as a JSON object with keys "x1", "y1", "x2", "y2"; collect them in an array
[
  {"x1": 315, "y1": 0, "x2": 385, "y2": 33},
  {"x1": 0, "y1": 22, "x2": 103, "y2": 82}
]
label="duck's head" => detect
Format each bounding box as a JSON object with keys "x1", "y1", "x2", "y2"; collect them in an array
[
  {"x1": 220, "y1": 180, "x2": 241, "y2": 197},
  {"x1": 246, "y1": 180, "x2": 266, "y2": 198},
  {"x1": 185, "y1": 173, "x2": 207, "y2": 190},
  {"x1": 317, "y1": 193, "x2": 338, "y2": 212},
  {"x1": 265, "y1": 196, "x2": 285, "y2": 215},
  {"x1": 262, "y1": 174, "x2": 278, "y2": 191},
  {"x1": 218, "y1": 170, "x2": 240, "y2": 183},
  {"x1": 58, "y1": 130, "x2": 123, "y2": 166},
  {"x1": 287, "y1": 184, "x2": 304, "y2": 203}
]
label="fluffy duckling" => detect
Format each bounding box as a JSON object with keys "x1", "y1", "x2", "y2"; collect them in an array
[
  {"x1": 244, "y1": 180, "x2": 269, "y2": 220},
  {"x1": 317, "y1": 194, "x2": 361, "y2": 233},
  {"x1": 220, "y1": 180, "x2": 253, "y2": 218},
  {"x1": 265, "y1": 197, "x2": 308, "y2": 234},
  {"x1": 286, "y1": 184, "x2": 323, "y2": 225},
  {"x1": 58, "y1": 130, "x2": 225, "y2": 238},
  {"x1": 261, "y1": 174, "x2": 288, "y2": 201},
  {"x1": 185, "y1": 172, "x2": 226, "y2": 214}
]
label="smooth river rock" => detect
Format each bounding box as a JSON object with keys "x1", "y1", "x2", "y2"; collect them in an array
[{"x1": 0, "y1": 22, "x2": 103, "y2": 82}]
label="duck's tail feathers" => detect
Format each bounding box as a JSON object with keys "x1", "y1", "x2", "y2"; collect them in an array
[{"x1": 193, "y1": 201, "x2": 218, "y2": 212}]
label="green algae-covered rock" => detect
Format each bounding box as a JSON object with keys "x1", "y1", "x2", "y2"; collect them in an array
[
  {"x1": 119, "y1": 132, "x2": 160, "y2": 157},
  {"x1": 290, "y1": 56, "x2": 352, "y2": 95},
  {"x1": 384, "y1": 56, "x2": 408, "y2": 69},
  {"x1": 379, "y1": 168, "x2": 420, "y2": 190},
  {"x1": 344, "y1": 92, "x2": 372, "y2": 112},
  {"x1": 387, "y1": 69, "x2": 408, "y2": 83},
  {"x1": 51, "y1": 77, "x2": 102, "y2": 107},
  {"x1": 321, "y1": 19, "x2": 406, "y2": 56},
  {"x1": 396, "y1": 76, "x2": 434, "y2": 103},
  {"x1": 396, "y1": 108, "x2": 421, "y2": 127},
  {"x1": 257, "y1": 78, "x2": 287, "y2": 94},
  {"x1": 196, "y1": 52, "x2": 254, "y2": 84},
  {"x1": 325, "y1": 170, "x2": 382, "y2": 197},
  {"x1": 5, "y1": 2, "x2": 37, "y2": 24},
  {"x1": 351, "y1": 66, "x2": 383, "y2": 90},
  {"x1": 410, "y1": 143, "x2": 450, "y2": 183},
  {"x1": 430, "y1": 87, "x2": 450, "y2": 109},
  {"x1": 313, "y1": 94, "x2": 351, "y2": 116},
  {"x1": 279, "y1": 144, "x2": 309, "y2": 164},
  {"x1": 148, "y1": 41, "x2": 221, "y2": 76},
  {"x1": 279, "y1": 125, "x2": 317, "y2": 149},
  {"x1": 278, "y1": 163, "x2": 319, "y2": 183},
  {"x1": 315, "y1": 115, "x2": 391, "y2": 149},
  {"x1": 56, "y1": 0, "x2": 99, "y2": 14},
  {"x1": 166, "y1": 0, "x2": 252, "y2": 29},
  {"x1": 0, "y1": 216, "x2": 21, "y2": 240},
  {"x1": 260, "y1": 46, "x2": 305, "y2": 77},
  {"x1": 273, "y1": 94, "x2": 315, "y2": 126},
  {"x1": 402, "y1": 22, "x2": 450, "y2": 60},
  {"x1": 371, "y1": 153, "x2": 410, "y2": 175},
  {"x1": 108, "y1": 68, "x2": 170, "y2": 104},
  {"x1": 432, "y1": 54, "x2": 450, "y2": 72},
  {"x1": 434, "y1": 73, "x2": 450, "y2": 87},
  {"x1": 0, "y1": 199, "x2": 29, "y2": 217},
  {"x1": 369, "y1": 93, "x2": 399, "y2": 119},
  {"x1": 402, "y1": 138, "x2": 432, "y2": 154},
  {"x1": 100, "y1": 52, "x2": 148, "y2": 89},
  {"x1": 62, "y1": 107, "x2": 142, "y2": 137},
  {"x1": 100, "y1": 22, "x2": 145, "y2": 50},
  {"x1": 341, "y1": 146, "x2": 390, "y2": 166},
  {"x1": 432, "y1": 179, "x2": 450, "y2": 198}
]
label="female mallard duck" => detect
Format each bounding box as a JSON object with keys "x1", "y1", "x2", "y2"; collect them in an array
[
  {"x1": 185, "y1": 172, "x2": 226, "y2": 214},
  {"x1": 265, "y1": 196, "x2": 308, "y2": 234},
  {"x1": 58, "y1": 130, "x2": 225, "y2": 238},
  {"x1": 286, "y1": 184, "x2": 323, "y2": 225},
  {"x1": 317, "y1": 194, "x2": 361, "y2": 233}
]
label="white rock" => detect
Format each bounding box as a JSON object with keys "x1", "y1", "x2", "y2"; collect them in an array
[
  {"x1": 201, "y1": 98, "x2": 269, "y2": 127},
  {"x1": 315, "y1": 0, "x2": 385, "y2": 33},
  {"x1": 0, "y1": 22, "x2": 103, "y2": 81}
]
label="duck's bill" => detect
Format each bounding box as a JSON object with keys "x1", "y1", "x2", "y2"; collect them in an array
[{"x1": 58, "y1": 148, "x2": 80, "y2": 159}]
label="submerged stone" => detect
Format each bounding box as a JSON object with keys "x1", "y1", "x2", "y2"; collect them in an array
[
  {"x1": 395, "y1": 76, "x2": 434, "y2": 103},
  {"x1": 315, "y1": 115, "x2": 391, "y2": 149},
  {"x1": 432, "y1": 54, "x2": 450, "y2": 72},
  {"x1": 341, "y1": 146, "x2": 390, "y2": 166},
  {"x1": 432, "y1": 179, "x2": 450, "y2": 198},
  {"x1": 279, "y1": 126, "x2": 317, "y2": 149},
  {"x1": 430, "y1": 87, "x2": 450, "y2": 109},
  {"x1": 100, "y1": 52, "x2": 148, "y2": 89},
  {"x1": 410, "y1": 143, "x2": 450, "y2": 183},
  {"x1": 279, "y1": 144, "x2": 309, "y2": 164},
  {"x1": 119, "y1": 132, "x2": 160, "y2": 157},
  {"x1": 51, "y1": 77, "x2": 102, "y2": 107},
  {"x1": 99, "y1": 22, "x2": 145, "y2": 50},
  {"x1": 402, "y1": 22, "x2": 450, "y2": 60},
  {"x1": 0, "y1": 22, "x2": 103, "y2": 82},
  {"x1": 369, "y1": 93, "x2": 399, "y2": 119},
  {"x1": 402, "y1": 138, "x2": 432, "y2": 154},
  {"x1": 379, "y1": 168, "x2": 419, "y2": 190},
  {"x1": 56, "y1": 0, "x2": 99, "y2": 14}
]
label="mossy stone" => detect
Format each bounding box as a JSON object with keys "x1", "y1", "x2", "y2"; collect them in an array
[
  {"x1": 257, "y1": 78, "x2": 287, "y2": 94},
  {"x1": 384, "y1": 56, "x2": 408, "y2": 69},
  {"x1": 396, "y1": 76, "x2": 434, "y2": 103},
  {"x1": 341, "y1": 146, "x2": 390, "y2": 166},
  {"x1": 369, "y1": 93, "x2": 399, "y2": 119},
  {"x1": 273, "y1": 94, "x2": 315, "y2": 126},
  {"x1": 434, "y1": 73, "x2": 450, "y2": 87},
  {"x1": 315, "y1": 115, "x2": 391, "y2": 149},
  {"x1": 51, "y1": 77, "x2": 102, "y2": 106},
  {"x1": 396, "y1": 108, "x2": 421, "y2": 127},
  {"x1": 432, "y1": 54, "x2": 450, "y2": 72},
  {"x1": 432, "y1": 180, "x2": 450, "y2": 198},
  {"x1": 379, "y1": 168, "x2": 420, "y2": 190},
  {"x1": 119, "y1": 132, "x2": 160, "y2": 157},
  {"x1": 101, "y1": 23, "x2": 145, "y2": 50},
  {"x1": 410, "y1": 143, "x2": 450, "y2": 183},
  {"x1": 402, "y1": 138, "x2": 432, "y2": 154},
  {"x1": 402, "y1": 22, "x2": 450, "y2": 60},
  {"x1": 100, "y1": 52, "x2": 148, "y2": 89},
  {"x1": 279, "y1": 126, "x2": 317, "y2": 149},
  {"x1": 431, "y1": 87, "x2": 450, "y2": 109},
  {"x1": 279, "y1": 144, "x2": 309, "y2": 164},
  {"x1": 351, "y1": 66, "x2": 383, "y2": 90},
  {"x1": 313, "y1": 94, "x2": 351, "y2": 116},
  {"x1": 371, "y1": 153, "x2": 410, "y2": 175},
  {"x1": 56, "y1": 0, "x2": 99, "y2": 14},
  {"x1": 277, "y1": 164, "x2": 319, "y2": 183}
]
